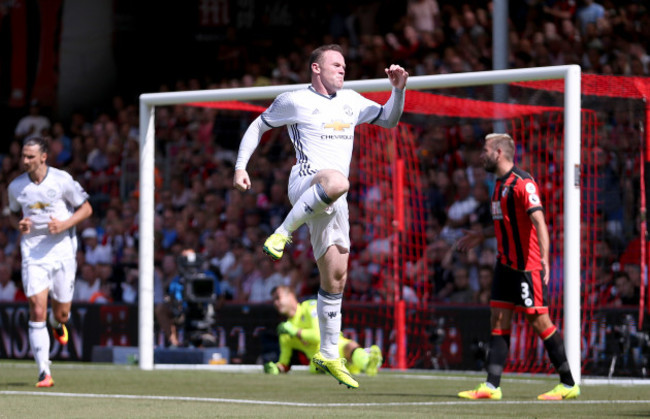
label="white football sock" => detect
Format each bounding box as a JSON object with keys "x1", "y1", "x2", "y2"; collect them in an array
[
  {"x1": 317, "y1": 288, "x2": 342, "y2": 360},
  {"x1": 29, "y1": 321, "x2": 51, "y2": 375},
  {"x1": 280, "y1": 183, "x2": 332, "y2": 234}
]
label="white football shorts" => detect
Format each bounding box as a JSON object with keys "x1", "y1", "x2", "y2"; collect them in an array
[
  {"x1": 288, "y1": 168, "x2": 350, "y2": 261},
  {"x1": 22, "y1": 258, "x2": 77, "y2": 302}
]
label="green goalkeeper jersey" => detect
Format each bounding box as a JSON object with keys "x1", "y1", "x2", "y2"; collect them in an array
[
  {"x1": 277, "y1": 299, "x2": 320, "y2": 367},
  {"x1": 276, "y1": 299, "x2": 353, "y2": 371}
]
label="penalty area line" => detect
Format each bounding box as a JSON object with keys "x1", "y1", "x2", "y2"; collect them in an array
[{"x1": 2, "y1": 391, "x2": 650, "y2": 407}]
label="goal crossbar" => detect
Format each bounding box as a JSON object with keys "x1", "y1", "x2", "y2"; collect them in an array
[{"x1": 138, "y1": 65, "x2": 582, "y2": 383}]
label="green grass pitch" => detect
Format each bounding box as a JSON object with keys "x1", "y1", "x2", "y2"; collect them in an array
[{"x1": 1, "y1": 360, "x2": 649, "y2": 418}]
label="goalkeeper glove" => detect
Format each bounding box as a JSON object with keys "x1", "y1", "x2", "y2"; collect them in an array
[
  {"x1": 264, "y1": 362, "x2": 279, "y2": 375},
  {"x1": 277, "y1": 321, "x2": 299, "y2": 337}
]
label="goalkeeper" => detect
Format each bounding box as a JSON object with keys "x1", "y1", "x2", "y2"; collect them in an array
[{"x1": 265, "y1": 285, "x2": 382, "y2": 377}]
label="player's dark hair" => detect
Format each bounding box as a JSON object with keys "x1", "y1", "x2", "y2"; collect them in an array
[
  {"x1": 23, "y1": 136, "x2": 49, "y2": 154},
  {"x1": 309, "y1": 44, "x2": 344, "y2": 70},
  {"x1": 270, "y1": 284, "x2": 293, "y2": 297}
]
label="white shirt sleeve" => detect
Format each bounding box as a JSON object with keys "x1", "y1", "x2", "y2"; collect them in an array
[
  {"x1": 61, "y1": 172, "x2": 89, "y2": 208},
  {"x1": 259, "y1": 92, "x2": 298, "y2": 128},
  {"x1": 372, "y1": 87, "x2": 405, "y2": 128},
  {"x1": 7, "y1": 183, "x2": 20, "y2": 213},
  {"x1": 235, "y1": 92, "x2": 296, "y2": 171},
  {"x1": 234, "y1": 116, "x2": 269, "y2": 171}
]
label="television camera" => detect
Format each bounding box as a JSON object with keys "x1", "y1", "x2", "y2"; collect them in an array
[
  {"x1": 607, "y1": 314, "x2": 649, "y2": 378},
  {"x1": 171, "y1": 250, "x2": 219, "y2": 347}
]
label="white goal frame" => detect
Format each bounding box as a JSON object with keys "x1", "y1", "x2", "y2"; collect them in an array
[{"x1": 138, "y1": 65, "x2": 582, "y2": 383}]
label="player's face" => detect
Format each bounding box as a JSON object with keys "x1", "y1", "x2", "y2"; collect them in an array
[
  {"x1": 272, "y1": 288, "x2": 293, "y2": 316},
  {"x1": 480, "y1": 141, "x2": 499, "y2": 173},
  {"x1": 316, "y1": 50, "x2": 346, "y2": 94},
  {"x1": 21, "y1": 144, "x2": 46, "y2": 174}
]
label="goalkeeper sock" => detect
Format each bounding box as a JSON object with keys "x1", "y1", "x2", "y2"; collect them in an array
[
  {"x1": 281, "y1": 183, "x2": 332, "y2": 234},
  {"x1": 317, "y1": 288, "x2": 342, "y2": 360},
  {"x1": 29, "y1": 321, "x2": 51, "y2": 375},
  {"x1": 351, "y1": 347, "x2": 370, "y2": 371}
]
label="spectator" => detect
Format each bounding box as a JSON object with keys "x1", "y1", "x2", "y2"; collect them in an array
[
  {"x1": 95, "y1": 262, "x2": 118, "y2": 297},
  {"x1": 428, "y1": 239, "x2": 453, "y2": 300},
  {"x1": 160, "y1": 209, "x2": 179, "y2": 250},
  {"x1": 447, "y1": 266, "x2": 475, "y2": 304},
  {"x1": 206, "y1": 231, "x2": 236, "y2": 282},
  {"x1": 170, "y1": 176, "x2": 192, "y2": 211},
  {"x1": 347, "y1": 262, "x2": 381, "y2": 302},
  {"x1": 248, "y1": 256, "x2": 286, "y2": 303},
  {"x1": 0, "y1": 262, "x2": 17, "y2": 301},
  {"x1": 81, "y1": 227, "x2": 113, "y2": 265},
  {"x1": 14, "y1": 100, "x2": 51, "y2": 141},
  {"x1": 469, "y1": 181, "x2": 493, "y2": 229},
  {"x1": 474, "y1": 264, "x2": 493, "y2": 305},
  {"x1": 588, "y1": 261, "x2": 615, "y2": 306},
  {"x1": 74, "y1": 263, "x2": 101, "y2": 302},
  {"x1": 238, "y1": 250, "x2": 264, "y2": 302},
  {"x1": 120, "y1": 266, "x2": 138, "y2": 304},
  {"x1": 89, "y1": 280, "x2": 114, "y2": 304},
  {"x1": 440, "y1": 170, "x2": 478, "y2": 244},
  {"x1": 155, "y1": 254, "x2": 181, "y2": 347},
  {"x1": 407, "y1": 0, "x2": 440, "y2": 37},
  {"x1": 576, "y1": 0, "x2": 605, "y2": 36},
  {"x1": 612, "y1": 270, "x2": 639, "y2": 306}
]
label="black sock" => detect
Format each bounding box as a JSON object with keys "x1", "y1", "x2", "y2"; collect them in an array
[
  {"x1": 486, "y1": 334, "x2": 509, "y2": 388},
  {"x1": 543, "y1": 332, "x2": 575, "y2": 387}
]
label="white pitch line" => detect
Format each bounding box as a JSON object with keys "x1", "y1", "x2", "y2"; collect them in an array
[
  {"x1": 1, "y1": 391, "x2": 650, "y2": 407},
  {"x1": 3, "y1": 362, "x2": 649, "y2": 385}
]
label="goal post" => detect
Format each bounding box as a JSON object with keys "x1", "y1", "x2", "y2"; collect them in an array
[{"x1": 138, "y1": 65, "x2": 582, "y2": 383}]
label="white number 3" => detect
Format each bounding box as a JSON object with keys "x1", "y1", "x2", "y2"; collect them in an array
[{"x1": 520, "y1": 283, "x2": 530, "y2": 300}]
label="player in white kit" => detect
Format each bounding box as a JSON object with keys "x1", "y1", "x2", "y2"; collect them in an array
[
  {"x1": 8, "y1": 137, "x2": 93, "y2": 387},
  {"x1": 233, "y1": 44, "x2": 408, "y2": 388}
]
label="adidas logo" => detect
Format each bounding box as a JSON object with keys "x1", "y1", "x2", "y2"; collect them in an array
[
  {"x1": 303, "y1": 203, "x2": 314, "y2": 214},
  {"x1": 312, "y1": 108, "x2": 320, "y2": 115},
  {"x1": 327, "y1": 311, "x2": 337, "y2": 319}
]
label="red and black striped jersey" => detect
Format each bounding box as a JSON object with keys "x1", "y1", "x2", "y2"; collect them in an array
[{"x1": 491, "y1": 166, "x2": 544, "y2": 271}]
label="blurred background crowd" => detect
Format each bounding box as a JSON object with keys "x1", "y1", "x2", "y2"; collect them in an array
[{"x1": 0, "y1": 0, "x2": 645, "y2": 316}]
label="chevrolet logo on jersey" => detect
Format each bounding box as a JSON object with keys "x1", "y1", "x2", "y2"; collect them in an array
[
  {"x1": 28, "y1": 202, "x2": 50, "y2": 210},
  {"x1": 324, "y1": 121, "x2": 351, "y2": 131}
]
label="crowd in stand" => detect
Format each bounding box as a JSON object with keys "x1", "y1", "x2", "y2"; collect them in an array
[{"x1": 0, "y1": 1, "x2": 645, "y2": 318}]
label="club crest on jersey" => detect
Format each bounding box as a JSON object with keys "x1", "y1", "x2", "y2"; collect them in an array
[
  {"x1": 343, "y1": 104, "x2": 353, "y2": 116},
  {"x1": 501, "y1": 186, "x2": 509, "y2": 197},
  {"x1": 47, "y1": 189, "x2": 56, "y2": 198}
]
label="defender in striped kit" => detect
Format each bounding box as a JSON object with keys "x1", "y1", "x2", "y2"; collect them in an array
[{"x1": 456, "y1": 133, "x2": 580, "y2": 401}]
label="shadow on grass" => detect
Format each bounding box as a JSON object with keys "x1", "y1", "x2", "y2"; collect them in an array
[
  {"x1": 366, "y1": 392, "x2": 453, "y2": 399},
  {"x1": 5, "y1": 382, "x2": 30, "y2": 387}
]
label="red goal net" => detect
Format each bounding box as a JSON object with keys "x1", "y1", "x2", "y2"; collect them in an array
[{"x1": 349, "y1": 91, "x2": 599, "y2": 372}]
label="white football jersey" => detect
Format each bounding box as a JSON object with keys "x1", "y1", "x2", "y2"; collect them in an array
[
  {"x1": 8, "y1": 166, "x2": 89, "y2": 264},
  {"x1": 261, "y1": 87, "x2": 383, "y2": 178}
]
